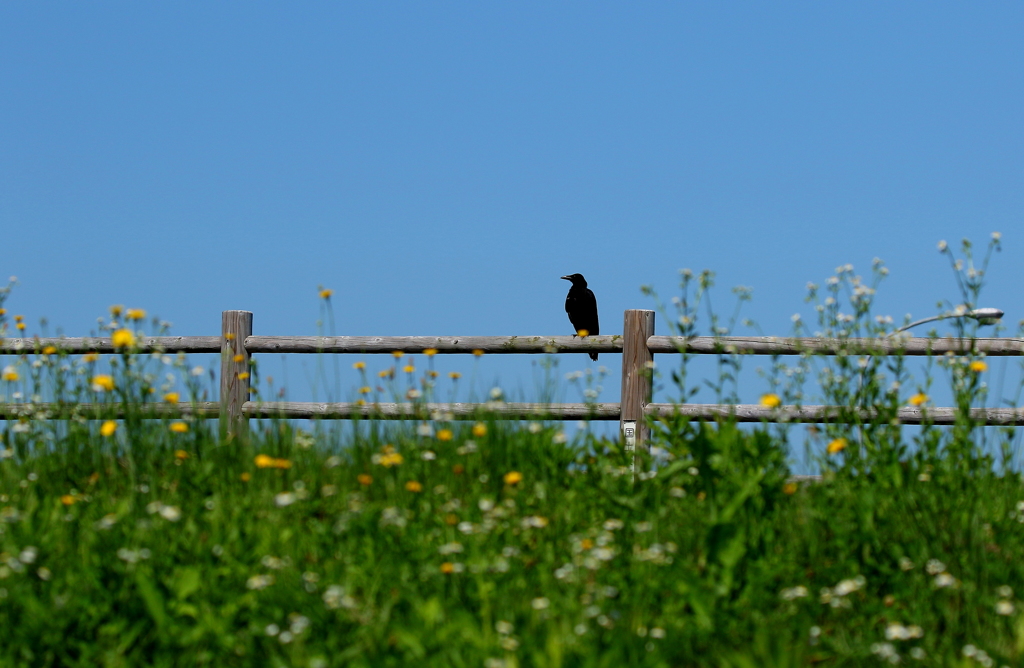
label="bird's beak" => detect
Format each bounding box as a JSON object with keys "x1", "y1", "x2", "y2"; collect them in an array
[{"x1": 560, "y1": 275, "x2": 572, "y2": 281}]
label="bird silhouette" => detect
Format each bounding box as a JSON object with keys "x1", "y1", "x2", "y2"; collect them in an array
[{"x1": 561, "y1": 273, "x2": 600, "y2": 361}]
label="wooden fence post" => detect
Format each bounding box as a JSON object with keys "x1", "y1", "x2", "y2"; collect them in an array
[
  {"x1": 620, "y1": 309, "x2": 655, "y2": 466},
  {"x1": 220, "y1": 310, "x2": 253, "y2": 441}
]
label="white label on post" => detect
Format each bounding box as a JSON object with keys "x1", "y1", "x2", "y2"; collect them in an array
[{"x1": 622, "y1": 420, "x2": 637, "y2": 452}]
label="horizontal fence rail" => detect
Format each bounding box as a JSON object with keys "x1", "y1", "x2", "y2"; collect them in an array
[
  {"x1": 646, "y1": 335, "x2": 1024, "y2": 356},
  {"x1": 244, "y1": 335, "x2": 622, "y2": 355},
  {"x1": 644, "y1": 404, "x2": 1024, "y2": 426},
  {"x1": 5, "y1": 401, "x2": 1023, "y2": 427},
  {"x1": 3, "y1": 309, "x2": 1022, "y2": 456},
  {"x1": 0, "y1": 402, "x2": 223, "y2": 419},
  {"x1": 5, "y1": 335, "x2": 1022, "y2": 356},
  {"x1": 0, "y1": 336, "x2": 222, "y2": 354},
  {"x1": 244, "y1": 402, "x2": 623, "y2": 420}
]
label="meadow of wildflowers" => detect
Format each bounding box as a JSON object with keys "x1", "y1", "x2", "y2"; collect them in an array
[{"x1": 2, "y1": 238, "x2": 1024, "y2": 666}]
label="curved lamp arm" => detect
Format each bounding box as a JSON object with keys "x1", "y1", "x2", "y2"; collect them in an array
[{"x1": 889, "y1": 307, "x2": 1004, "y2": 336}]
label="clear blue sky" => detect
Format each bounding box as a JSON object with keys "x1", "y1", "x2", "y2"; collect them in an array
[{"x1": 2, "y1": 4, "x2": 1022, "y2": 410}]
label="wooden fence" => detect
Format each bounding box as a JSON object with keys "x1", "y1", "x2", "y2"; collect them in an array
[{"x1": 3, "y1": 309, "x2": 1024, "y2": 452}]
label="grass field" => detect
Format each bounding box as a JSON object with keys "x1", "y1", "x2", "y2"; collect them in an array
[
  {"x1": 2, "y1": 398, "x2": 1023, "y2": 667},
  {"x1": 2, "y1": 239, "x2": 1024, "y2": 666}
]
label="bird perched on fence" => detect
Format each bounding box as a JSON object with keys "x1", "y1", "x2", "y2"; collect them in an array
[{"x1": 561, "y1": 273, "x2": 600, "y2": 361}]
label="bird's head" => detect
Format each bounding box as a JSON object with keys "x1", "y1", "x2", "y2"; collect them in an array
[{"x1": 560, "y1": 273, "x2": 587, "y2": 287}]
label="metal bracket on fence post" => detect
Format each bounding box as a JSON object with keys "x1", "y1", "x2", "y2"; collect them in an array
[
  {"x1": 220, "y1": 310, "x2": 253, "y2": 442},
  {"x1": 620, "y1": 309, "x2": 655, "y2": 472},
  {"x1": 622, "y1": 420, "x2": 637, "y2": 452}
]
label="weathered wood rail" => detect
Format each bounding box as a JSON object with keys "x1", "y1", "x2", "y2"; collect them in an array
[
  {"x1": 5, "y1": 333, "x2": 1017, "y2": 356},
  {"x1": 0, "y1": 336, "x2": 222, "y2": 354},
  {"x1": 5, "y1": 401, "x2": 1022, "y2": 427},
  {"x1": 2, "y1": 310, "x2": 1021, "y2": 454}
]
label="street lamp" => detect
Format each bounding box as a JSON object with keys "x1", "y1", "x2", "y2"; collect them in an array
[{"x1": 890, "y1": 307, "x2": 1004, "y2": 336}]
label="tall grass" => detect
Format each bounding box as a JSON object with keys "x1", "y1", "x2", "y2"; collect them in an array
[{"x1": 1, "y1": 238, "x2": 1024, "y2": 667}]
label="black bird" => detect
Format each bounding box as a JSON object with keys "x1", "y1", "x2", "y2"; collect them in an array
[{"x1": 561, "y1": 273, "x2": 600, "y2": 361}]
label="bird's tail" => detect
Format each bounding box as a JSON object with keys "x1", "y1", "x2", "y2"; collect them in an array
[{"x1": 589, "y1": 352, "x2": 598, "y2": 362}]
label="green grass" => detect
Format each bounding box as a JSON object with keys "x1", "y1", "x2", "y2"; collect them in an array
[
  {"x1": 1, "y1": 409, "x2": 1023, "y2": 667},
  {"x1": 3, "y1": 237, "x2": 1024, "y2": 666}
]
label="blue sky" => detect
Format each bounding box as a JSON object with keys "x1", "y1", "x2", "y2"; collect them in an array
[{"x1": 2, "y1": 3, "x2": 1022, "y2": 413}]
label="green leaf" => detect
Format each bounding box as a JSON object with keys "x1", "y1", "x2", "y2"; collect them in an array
[
  {"x1": 170, "y1": 566, "x2": 201, "y2": 600},
  {"x1": 135, "y1": 571, "x2": 168, "y2": 630}
]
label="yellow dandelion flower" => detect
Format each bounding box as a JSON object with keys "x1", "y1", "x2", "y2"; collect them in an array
[
  {"x1": 970, "y1": 360, "x2": 988, "y2": 372},
  {"x1": 100, "y1": 420, "x2": 118, "y2": 437},
  {"x1": 163, "y1": 392, "x2": 180, "y2": 403},
  {"x1": 405, "y1": 480, "x2": 423, "y2": 493},
  {"x1": 472, "y1": 349, "x2": 484, "y2": 357},
  {"x1": 353, "y1": 361, "x2": 366, "y2": 370},
  {"x1": 91, "y1": 375, "x2": 115, "y2": 392},
  {"x1": 233, "y1": 353, "x2": 245, "y2": 363},
  {"x1": 909, "y1": 393, "x2": 928, "y2": 407},
  {"x1": 174, "y1": 450, "x2": 189, "y2": 460},
  {"x1": 240, "y1": 472, "x2": 251, "y2": 482},
  {"x1": 237, "y1": 372, "x2": 250, "y2": 380},
  {"x1": 111, "y1": 328, "x2": 136, "y2": 348},
  {"x1": 224, "y1": 333, "x2": 235, "y2": 341},
  {"x1": 760, "y1": 393, "x2": 781, "y2": 408},
  {"x1": 449, "y1": 372, "x2": 461, "y2": 380},
  {"x1": 783, "y1": 482, "x2": 798, "y2": 495},
  {"x1": 357, "y1": 474, "x2": 373, "y2": 486},
  {"x1": 437, "y1": 429, "x2": 453, "y2": 441},
  {"x1": 0, "y1": 308, "x2": 5, "y2": 315},
  {"x1": 42, "y1": 346, "x2": 57, "y2": 355},
  {"x1": 440, "y1": 562, "x2": 455, "y2": 574},
  {"x1": 504, "y1": 471, "x2": 523, "y2": 485},
  {"x1": 16, "y1": 322, "x2": 25, "y2": 331},
  {"x1": 255, "y1": 454, "x2": 275, "y2": 468},
  {"x1": 580, "y1": 538, "x2": 594, "y2": 550},
  {"x1": 359, "y1": 386, "x2": 371, "y2": 394},
  {"x1": 60, "y1": 494, "x2": 76, "y2": 506},
  {"x1": 126, "y1": 308, "x2": 146, "y2": 321},
  {"x1": 424, "y1": 348, "x2": 438, "y2": 357},
  {"x1": 380, "y1": 452, "x2": 404, "y2": 467},
  {"x1": 169, "y1": 421, "x2": 189, "y2": 434},
  {"x1": 1, "y1": 366, "x2": 18, "y2": 382},
  {"x1": 392, "y1": 351, "x2": 404, "y2": 359},
  {"x1": 109, "y1": 305, "x2": 124, "y2": 318},
  {"x1": 83, "y1": 352, "x2": 99, "y2": 363},
  {"x1": 356, "y1": 399, "x2": 366, "y2": 406},
  {"x1": 428, "y1": 370, "x2": 438, "y2": 378},
  {"x1": 319, "y1": 288, "x2": 334, "y2": 299},
  {"x1": 576, "y1": 329, "x2": 590, "y2": 337},
  {"x1": 472, "y1": 422, "x2": 487, "y2": 438},
  {"x1": 403, "y1": 365, "x2": 415, "y2": 373},
  {"x1": 379, "y1": 368, "x2": 394, "y2": 379},
  {"x1": 827, "y1": 437, "x2": 848, "y2": 455}
]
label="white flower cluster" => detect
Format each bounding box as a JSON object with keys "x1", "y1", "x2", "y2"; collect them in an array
[{"x1": 819, "y1": 575, "x2": 866, "y2": 608}]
